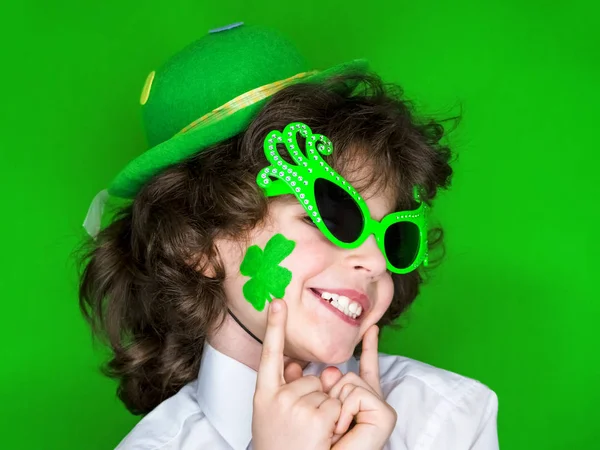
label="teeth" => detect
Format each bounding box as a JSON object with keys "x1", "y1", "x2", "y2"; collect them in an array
[
  {"x1": 318, "y1": 291, "x2": 364, "y2": 319},
  {"x1": 337, "y1": 296, "x2": 349, "y2": 307}
]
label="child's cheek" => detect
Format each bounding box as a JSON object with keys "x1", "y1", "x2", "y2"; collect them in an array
[{"x1": 288, "y1": 233, "x2": 334, "y2": 270}]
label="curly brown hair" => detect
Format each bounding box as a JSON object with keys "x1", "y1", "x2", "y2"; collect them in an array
[{"x1": 77, "y1": 73, "x2": 457, "y2": 415}]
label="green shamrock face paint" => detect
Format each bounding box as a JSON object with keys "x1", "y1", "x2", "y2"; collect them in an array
[{"x1": 239, "y1": 233, "x2": 296, "y2": 312}]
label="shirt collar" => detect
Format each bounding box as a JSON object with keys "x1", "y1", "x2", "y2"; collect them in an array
[{"x1": 196, "y1": 343, "x2": 360, "y2": 450}]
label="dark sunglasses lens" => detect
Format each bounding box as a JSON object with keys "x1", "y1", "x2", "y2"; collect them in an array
[
  {"x1": 384, "y1": 221, "x2": 421, "y2": 270},
  {"x1": 314, "y1": 178, "x2": 364, "y2": 243}
]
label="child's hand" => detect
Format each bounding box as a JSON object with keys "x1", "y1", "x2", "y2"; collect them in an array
[
  {"x1": 328, "y1": 325, "x2": 398, "y2": 450},
  {"x1": 252, "y1": 299, "x2": 342, "y2": 450}
]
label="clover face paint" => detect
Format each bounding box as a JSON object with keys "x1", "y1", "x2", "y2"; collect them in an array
[{"x1": 239, "y1": 233, "x2": 296, "y2": 312}]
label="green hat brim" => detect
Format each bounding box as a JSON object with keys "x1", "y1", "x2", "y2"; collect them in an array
[{"x1": 108, "y1": 59, "x2": 369, "y2": 198}]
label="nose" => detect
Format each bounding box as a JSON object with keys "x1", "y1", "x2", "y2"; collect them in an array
[{"x1": 345, "y1": 234, "x2": 388, "y2": 277}]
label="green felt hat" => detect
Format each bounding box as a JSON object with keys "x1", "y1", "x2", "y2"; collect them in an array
[{"x1": 83, "y1": 22, "x2": 368, "y2": 237}]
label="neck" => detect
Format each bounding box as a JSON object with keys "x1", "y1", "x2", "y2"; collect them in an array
[{"x1": 208, "y1": 312, "x2": 308, "y2": 372}]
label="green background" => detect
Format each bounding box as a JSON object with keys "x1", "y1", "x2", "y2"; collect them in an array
[{"x1": 1, "y1": 1, "x2": 597, "y2": 449}]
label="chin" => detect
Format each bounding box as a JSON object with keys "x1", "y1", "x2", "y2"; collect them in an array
[{"x1": 307, "y1": 343, "x2": 356, "y2": 365}]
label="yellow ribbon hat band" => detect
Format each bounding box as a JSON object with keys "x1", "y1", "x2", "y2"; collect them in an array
[{"x1": 176, "y1": 70, "x2": 319, "y2": 136}]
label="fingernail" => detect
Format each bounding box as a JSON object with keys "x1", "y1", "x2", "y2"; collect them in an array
[{"x1": 270, "y1": 300, "x2": 281, "y2": 313}]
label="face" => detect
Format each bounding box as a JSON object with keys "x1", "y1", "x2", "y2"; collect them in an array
[{"x1": 215, "y1": 173, "x2": 396, "y2": 365}]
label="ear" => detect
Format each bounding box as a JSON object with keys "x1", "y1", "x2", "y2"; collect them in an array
[{"x1": 187, "y1": 251, "x2": 217, "y2": 278}]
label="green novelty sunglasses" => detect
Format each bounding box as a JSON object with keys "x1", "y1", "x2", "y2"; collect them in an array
[{"x1": 256, "y1": 122, "x2": 429, "y2": 274}]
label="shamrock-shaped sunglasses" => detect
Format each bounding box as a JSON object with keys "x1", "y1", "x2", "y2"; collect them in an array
[{"x1": 256, "y1": 122, "x2": 429, "y2": 274}]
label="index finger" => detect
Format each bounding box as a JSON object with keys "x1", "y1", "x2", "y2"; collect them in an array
[
  {"x1": 359, "y1": 324, "x2": 382, "y2": 396},
  {"x1": 256, "y1": 299, "x2": 287, "y2": 391}
]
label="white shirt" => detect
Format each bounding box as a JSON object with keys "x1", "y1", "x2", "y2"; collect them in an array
[{"x1": 116, "y1": 343, "x2": 499, "y2": 450}]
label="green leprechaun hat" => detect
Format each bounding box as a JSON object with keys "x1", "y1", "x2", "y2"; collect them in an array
[{"x1": 83, "y1": 22, "x2": 368, "y2": 237}]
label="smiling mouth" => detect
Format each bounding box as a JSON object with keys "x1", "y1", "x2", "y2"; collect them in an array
[{"x1": 309, "y1": 288, "x2": 365, "y2": 325}]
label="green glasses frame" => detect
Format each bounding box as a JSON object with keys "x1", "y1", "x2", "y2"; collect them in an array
[{"x1": 256, "y1": 122, "x2": 429, "y2": 274}]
